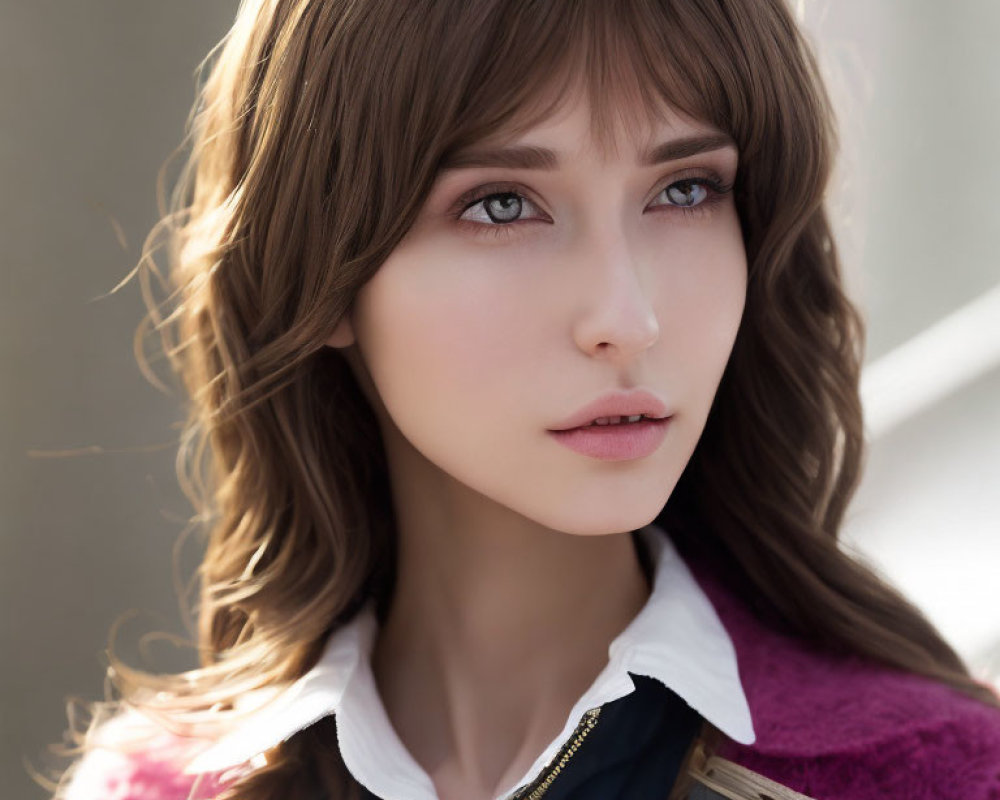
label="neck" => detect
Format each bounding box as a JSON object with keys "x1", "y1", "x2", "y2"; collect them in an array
[{"x1": 371, "y1": 488, "x2": 651, "y2": 798}]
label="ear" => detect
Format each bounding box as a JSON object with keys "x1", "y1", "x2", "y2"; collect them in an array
[{"x1": 325, "y1": 315, "x2": 355, "y2": 348}]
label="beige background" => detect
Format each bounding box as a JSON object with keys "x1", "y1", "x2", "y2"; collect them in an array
[{"x1": 2, "y1": 2, "x2": 998, "y2": 797}]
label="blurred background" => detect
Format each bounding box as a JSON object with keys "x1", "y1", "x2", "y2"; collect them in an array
[{"x1": 1, "y1": 1, "x2": 998, "y2": 797}]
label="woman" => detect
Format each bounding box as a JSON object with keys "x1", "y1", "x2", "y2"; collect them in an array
[{"x1": 55, "y1": 0, "x2": 1000, "y2": 798}]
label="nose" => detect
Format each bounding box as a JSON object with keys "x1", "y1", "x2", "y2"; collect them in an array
[{"x1": 571, "y1": 226, "x2": 660, "y2": 363}]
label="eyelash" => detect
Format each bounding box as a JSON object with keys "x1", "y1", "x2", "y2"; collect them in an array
[{"x1": 451, "y1": 174, "x2": 735, "y2": 241}]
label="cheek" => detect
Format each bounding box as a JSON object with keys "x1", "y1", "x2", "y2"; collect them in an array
[
  {"x1": 676, "y1": 252, "x2": 745, "y2": 353},
  {"x1": 652, "y1": 217, "x2": 747, "y2": 396},
  {"x1": 351, "y1": 243, "x2": 535, "y2": 434}
]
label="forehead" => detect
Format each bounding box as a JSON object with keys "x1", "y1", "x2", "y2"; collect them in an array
[
  {"x1": 425, "y1": 0, "x2": 751, "y2": 179},
  {"x1": 441, "y1": 82, "x2": 734, "y2": 172},
  {"x1": 523, "y1": 90, "x2": 718, "y2": 155}
]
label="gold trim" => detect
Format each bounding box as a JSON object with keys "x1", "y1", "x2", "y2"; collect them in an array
[
  {"x1": 688, "y1": 755, "x2": 818, "y2": 800},
  {"x1": 667, "y1": 724, "x2": 818, "y2": 800},
  {"x1": 506, "y1": 707, "x2": 602, "y2": 799},
  {"x1": 504, "y1": 712, "x2": 818, "y2": 800}
]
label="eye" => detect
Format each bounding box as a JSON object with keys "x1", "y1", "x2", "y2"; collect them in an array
[
  {"x1": 664, "y1": 181, "x2": 707, "y2": 207},
  {"x1": 648, "y1": 177, "x2": 729, "y2": 213},
  {"x1": 458, "y1": 189, "x2": 545, "y2": 226}
]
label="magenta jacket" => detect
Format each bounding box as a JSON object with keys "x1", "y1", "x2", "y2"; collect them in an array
[
  {"x1": 65, "y1": 566, "x2": 1000, "y2": 800},
  {"x1": 692, "y1": 564, "x2": 1000, "y2": 798}
]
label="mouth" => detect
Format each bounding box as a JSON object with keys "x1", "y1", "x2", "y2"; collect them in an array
[
  {"x1": 574, "y1": 413, "x2": 666, "y2": 429},
  {"x1": 548, "y1": 415, "x2": 672, "y2": 461},
  {"x1": 549, "y1": 389, "x2": 671, "y2": 432}
]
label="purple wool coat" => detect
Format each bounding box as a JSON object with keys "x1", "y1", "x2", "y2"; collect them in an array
[
  {"x1": 65, "y1": 562, "x2": 1000, "y2": 800},
  {"x1": 690, "y1": 563, "x2": 1000, "y2": 798}
]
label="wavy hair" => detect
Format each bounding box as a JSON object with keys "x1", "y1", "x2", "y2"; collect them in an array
[{"x1": 52, "y1": 0, "x2": 998, "y2": 798}]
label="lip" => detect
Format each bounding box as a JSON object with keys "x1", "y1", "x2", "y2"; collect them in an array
[
  {"x1": 548, "y1": 417, "x2": 671, "y2": 461},
  {"x1": 548, "y1": 389, "x2": 670, "y2": 432}
]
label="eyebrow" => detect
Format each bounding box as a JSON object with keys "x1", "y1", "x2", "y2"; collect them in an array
[{"x1": 438, "y1": 133, "x2": 737, "y2": 172}]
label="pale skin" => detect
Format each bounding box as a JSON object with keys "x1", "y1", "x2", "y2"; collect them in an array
[{"x1": 326, "y1": 84, "x2": 747, "y2": 800}]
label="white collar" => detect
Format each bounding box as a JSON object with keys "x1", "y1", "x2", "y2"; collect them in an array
[{"x1": 186, "y1": 524, "x2": 755, "y2": 798}]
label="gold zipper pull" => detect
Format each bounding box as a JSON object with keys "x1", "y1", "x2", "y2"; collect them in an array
[{"x1": 504, "y1": 707, "x2": 602, "y2": 800}]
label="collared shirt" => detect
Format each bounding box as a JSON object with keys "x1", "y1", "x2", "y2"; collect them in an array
[{"x1": 186, "y1": 523, "x2": 755, "y2": 799}]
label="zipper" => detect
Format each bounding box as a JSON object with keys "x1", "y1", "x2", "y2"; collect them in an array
[{"x1": 504, "y1": 707, "x2": 602, "y2": 800}]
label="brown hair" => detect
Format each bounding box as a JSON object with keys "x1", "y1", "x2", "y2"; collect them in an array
[{"x1": 51, "y1": 0, "x2": 998, "y2": 797}]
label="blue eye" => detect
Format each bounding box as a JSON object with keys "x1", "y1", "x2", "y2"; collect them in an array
[
  {"x1": 651, "y1": 178, "x2": 731, "y2": 213},
  {"x1": 459, "y1": 189, "x2": 545, "y2": 227},
  {"x1": 452, "y1": 175, "x2": 734, "y2": 242},
  {"x1": 480, "y1": 193, "x2": 524, "y2": 223},
  {"x1": 663, "y1": 180, "x2": 709, "y2": 207}
]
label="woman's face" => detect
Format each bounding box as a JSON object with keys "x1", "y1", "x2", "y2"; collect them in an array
[{"x1": 327, "y1": 87, "x2": 746, "y2": 536}]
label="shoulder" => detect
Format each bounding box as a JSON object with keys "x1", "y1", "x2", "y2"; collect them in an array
[
  {"x1": 715, "y1": 714, "x2": 1000, "y2": 799},
  {"x1": 62, "y1": 710, "x2": 241, "y2": 800},
  {"x1": 688, "y1": 565, "x2": 1000, "y2": 797},
  {"x1": 720, "y1": 634, "x2": 1000, "y2": 798}
]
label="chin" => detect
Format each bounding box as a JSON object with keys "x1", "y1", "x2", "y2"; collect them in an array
[{"x1": 530, "y1": 499, "x2": 669, "y2": 539}]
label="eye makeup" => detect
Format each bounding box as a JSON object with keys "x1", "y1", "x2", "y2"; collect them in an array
[{"x1": 445, "y1": 170, "x2": 736, "y2": 242}]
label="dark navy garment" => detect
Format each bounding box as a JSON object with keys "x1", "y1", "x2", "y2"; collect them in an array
[{"x1": 355, "y1": 673, "x2": 702, "y2": 800}]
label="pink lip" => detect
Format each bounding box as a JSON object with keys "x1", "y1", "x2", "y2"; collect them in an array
[
  {"x1": 548, "y1": 417, "x2": 671, "y2": 461},
  {"x1": 548, "y1": 389, "x2": 670, "y2": 432},
  {"x1": 547, "y1": 388, "x2": 672, "y2": 461}
]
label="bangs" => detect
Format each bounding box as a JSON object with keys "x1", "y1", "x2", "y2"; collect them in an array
[
  {"x1": 250, "y1": 0, "x2": 829, "y2": 297},
  {"x1": 420, "y1": 0, "x2": 751, "y2": 168},
  {"x1": 332, "y1": 0, "x2": 832, "y2": 269}
]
